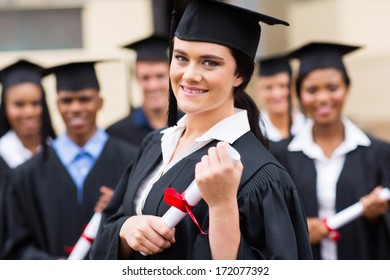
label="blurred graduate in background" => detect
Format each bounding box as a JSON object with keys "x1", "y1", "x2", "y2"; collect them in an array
[
  {"x1": 256, "y1": 53, "x2": 306, "y2": 142},
  {"x1": 271, "y1": 42, "x2": 390, "y2": 259},
  {"x1": 4, "y1": 60, "x2": 138, "y2": 259},
  {"x1": 0, "y1": 59, "x2": 56, "y2": 259},
  {"x1": 106, "y1": 35, "x2": 173, "y2": 147}
]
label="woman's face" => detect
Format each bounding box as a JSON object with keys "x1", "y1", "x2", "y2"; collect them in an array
[
  {"x1": 257, "y1": 72, "x2": 290, "y2": 115},
  {"x1": 170, "y1": 38, "x2": 243, "y2": 119},
  {"x1": 300, "y1": 68, "x2": 348, "y2": 126},
  {"x1": 5, "y1": 82, "x2": 42, "y2": 138}
]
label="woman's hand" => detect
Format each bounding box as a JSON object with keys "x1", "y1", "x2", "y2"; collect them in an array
[
  {"x1": 307, "y1": 217, "x2": 329, "y2": 244},
  {"x1": 361, "y1": 186, "x2": 389, "y2": 222},
  {"x1": 195, "y1": 141, "x2": 243, "y2": 209},
  {"x1": 195, "y1": 141, "x2": 243, "y2": 259},
  {"x1": 119, "y1": 215, "x2": 176, "y2": 258}
]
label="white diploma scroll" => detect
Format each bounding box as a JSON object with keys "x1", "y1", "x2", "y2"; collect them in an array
[
  {"x1": 161, "y1": 145, "x2": 241, "y2": 229},
  {"x1": 325, "y1": 188, "x2": 390, "y2": 230},
  {"x1": 67, "y1": 212, "x2": 102, "y2": 260}
]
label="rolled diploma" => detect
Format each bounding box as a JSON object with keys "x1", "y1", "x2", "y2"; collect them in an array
[
  {"x1": 161, "y1": 181, "x2": 199, "y2": 228},
  {"x1": 67, "y1": 212, "x2": 102, "y2": 260},
  {"x1": 141, "y1": 145, "x2": 240, "y2": 256},
  {"x1": 326, "y1": 188, "x2": 390, "y2": 230},
  {"x1": 161, "y1": 145, "x2": 241, "y2": 229}
]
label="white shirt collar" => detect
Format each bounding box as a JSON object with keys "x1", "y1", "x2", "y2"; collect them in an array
[
  {"x1": 160, "y1": 109, "x2": 250, "y2": 166},
  {"x1": 288, "y1": 117, "x2": 371, "y2": 160},
  {"x1": 195, "y1": 109, "x2": 250, "y2": 143},
  {"x1": 161, "y1": 109, "x2": 250, "y2": 144},
  {"x1": 261, "y1": 111, "x2": 283, "y2": 142},
  {"x1": 261, "y1": 111, "x2": 308, "y2": 142},
  {"x1": 0, "y1": 130, "x2": 34, "y2": 168}
]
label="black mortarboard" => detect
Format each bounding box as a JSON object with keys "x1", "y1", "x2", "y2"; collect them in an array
[
  {"x1": 257, "y1": 54, "x2": 292, "y2": 76},
  {"x1": 123, "y1": 35, "x2": 169, "y2": 62},
  {"x1": 174, "y1": 0, "x2": 289, "y2": 60},
  {"x1": 0, "y1": 59, "x2": 44, "y2": 89},
  {"x1": 290, "y1": 42, "x2": 361, "y2": 79},
  {"x1": 46, "y1": 61, "x2": 100, "y2": 91}
]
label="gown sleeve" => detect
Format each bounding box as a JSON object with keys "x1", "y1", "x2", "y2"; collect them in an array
[
  {"x1": 88, "y1": 163, "x2": 134, "y2": 259},
  {"x1": 193, "y1": 163, "x2": 313, "y2": 260},
  {"x1": 89, "y1": 132, "x2": 155, "y2": 260},
  {"x1": 4, "y1": 164, "x2": 56, "y2": 259}
]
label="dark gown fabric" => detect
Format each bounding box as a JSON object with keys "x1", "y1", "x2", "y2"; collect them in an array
[
  {"x1": 0, "y1": 157, "x2": 11, "y2": 259},
  {"x1": 106, "y1": 108, "x2": 184, "y2": 147},
  {"x1": 90, "y1": 129, "x2": 313, "y2": 260},
  {"x1": 0, "y1": 157, "x2": 10, "y2": 176},
  {"x1": 3, "y1": 137, "x2": 138, "y2": 260},
  {"x1": 270, "y1": 136, "x2": 390, "y2": 259},
  {"x1": 106, "y1": 108, "x2": 153, "y2": 147}
]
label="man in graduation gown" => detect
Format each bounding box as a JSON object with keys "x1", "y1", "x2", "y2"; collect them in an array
[
  {"x1": 3, "y1": 61, "x2": 138, "y2": 259},
  {"x1": 106, "y1": 35, "x2": 183, "y2": 147}
]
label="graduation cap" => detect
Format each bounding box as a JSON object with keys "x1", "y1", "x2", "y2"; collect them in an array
[
  {"x1": 0, "y1": 59, "x2": 44, "y2": 89},
  {"x1": 123, "y1": 35, "x2": 169, "y2": 62},
  {"x1": 46, "y1": 61, "x2": 100, "y2": 91},
  {"x1": 257, "y1": 54, "x2": 292, "y2": 77},
  {"x1": 174, "y1": 0, "x2": 289, "y2": 60},
  {"x1": 290, "y1": 42, "x2": 361, "y2": 79}
]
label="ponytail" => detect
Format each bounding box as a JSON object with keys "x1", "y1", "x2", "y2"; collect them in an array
[
  {"x1": 234, "y1": 92, "x2": 268, "y2": 148},
  {"x1": 232, "y1": 49, "x2": 268, "y2": 148}
]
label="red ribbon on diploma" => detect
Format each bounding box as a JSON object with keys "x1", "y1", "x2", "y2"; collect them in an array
[
  {"x1": 164, "y1": 187, "x2": 207, "y2": 235},
  {"x1": 322, "y1": 218, "x2": 341, "y2": 241},
  {"x1": 64, "y1": 225, "x2": 95, "y2": 254}
]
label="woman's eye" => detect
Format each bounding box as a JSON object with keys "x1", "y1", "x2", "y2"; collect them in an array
[
  {"x1": 305, "y1": 87, "x2": 317, "y2": 94},
  {"x1": 13, "y1": 102, "x2": 24, "y2": 107},
  {"x1": 204, "y1": 60, "x2": 218, "y2": 67},
  {"x1": 175, "y1": 55, "x2": 187, "y2": 62},
  {"x1": 328, "y1": 84, "x2": 339, "y2": 91}
]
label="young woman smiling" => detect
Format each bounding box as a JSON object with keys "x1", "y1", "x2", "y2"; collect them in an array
[
  {"x1": 90, "y1": 0, "x2": 312, "y2": 260},
  {"x1": 0, "y1": 59, "x2": 55, "y2": 174},
  {"x1": 272, "y1": 42, "x2": 390, "y2": 260},
  {"x1": 0, "y1": 59, "x2": 56, "y2": 259}
]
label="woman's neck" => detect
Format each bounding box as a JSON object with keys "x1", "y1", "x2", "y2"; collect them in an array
[
  {"x1": 269, "y1": 112, "x2": 290, "y2": 138},
  {"x1": 170, "y1": 108, "x2": 235, "y2": 162},
  {"x1": 312, "y1": 119, "x2": 345, "y2": 158},
  {"x1": 16, "y1": 133, "x2": 41, "y2": 154},
  {"x1": 185, "y1": 108, "x2": 234, "y2": 138}
]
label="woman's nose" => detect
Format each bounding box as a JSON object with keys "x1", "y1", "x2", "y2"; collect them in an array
[{"x1": 182, "y1": 64, "x2": 202, "y2": 83}]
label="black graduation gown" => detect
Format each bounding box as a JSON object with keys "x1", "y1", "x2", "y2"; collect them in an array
[
  {"x1": 106, "y1": 110, "x2": 152, "y2": 147},
  {"x1": 0, "y1": 157, "x2": 10, "y2": 259},
  {"x1": 0, "y1": 157, "x2": 10, "y2": 176},
  {"x1": 90, "y1": 130, "x2": 313, "y2": 260},
  {"x1": 106, "y1": 109, "x2": 185, "y2": 147},
  {"x1": 3, "y1": 137, "x2": 138, "y2": 260},
  {"x1": 270, "y1": 136, "x2": 390, "y2": 259}
]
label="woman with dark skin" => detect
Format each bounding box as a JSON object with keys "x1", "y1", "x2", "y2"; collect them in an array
[
  {"x1": 0, "y1": 59, "x2": 56, "y2": 259},
  {"x1": 271, "y1": 42, "x2": 390, "y2": 259},
  {"x1": 0, "y1": 59, "x2": 55, "y2": 173}
]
